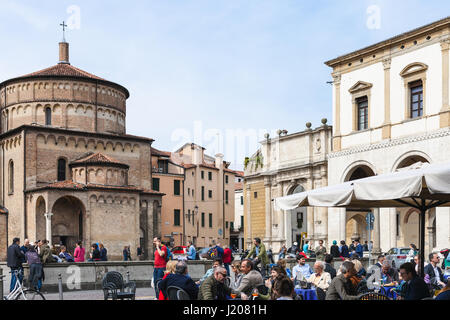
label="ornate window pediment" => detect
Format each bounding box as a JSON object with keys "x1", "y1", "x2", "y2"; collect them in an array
[
  {"x1": 348, "y1": 81, "x2": 373, "y2": 94},
  {"x1": 400, "y1": 62, "x2": 428, "y2": 78}
]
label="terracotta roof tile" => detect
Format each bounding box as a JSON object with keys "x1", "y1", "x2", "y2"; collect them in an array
[
  {"x1": 151, "y1": 147, "x2": 171, "y2": 157},
  {"x1": 28, "y1": 180, "x2": 164, "y2": 196},
  {"x1": 71, "y1": 153, "x2": 128, "y2": 167},
  {"x1": 44, "y1": 180, "x2": 86, "y2": 190},
  {"x1": 22, "y1": 63, "x2": 105, "y2": 80}
]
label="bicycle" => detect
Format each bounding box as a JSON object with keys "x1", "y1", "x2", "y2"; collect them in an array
[{"x1": 2, "y1": 270, "x2": 46, "y2": 300}]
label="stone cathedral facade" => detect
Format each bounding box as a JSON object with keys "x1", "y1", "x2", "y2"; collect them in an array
[{"x1": 0, "y1": 41, "x2": 163, "y2": 260}]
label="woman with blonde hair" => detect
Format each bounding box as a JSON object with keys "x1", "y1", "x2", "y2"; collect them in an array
[{"x1": 158, "y1": 260, "x2": 178, "y2": 300}]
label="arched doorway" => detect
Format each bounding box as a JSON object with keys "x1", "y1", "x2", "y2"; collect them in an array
[
  {"x1": 288, "y1": 184, "x2": 307, "y2": 248},
  {"x1": 346, "y1": 213, "x2": 368, "y2": 245},
  {"x1": 51, "y1": 196, "x2": 85, "y2": 253},
  {"x1": 344, "y1": 164, "x2": 376, "y2": 246}
]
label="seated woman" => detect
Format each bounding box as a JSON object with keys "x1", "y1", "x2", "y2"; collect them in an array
[
  {"x1": 272, "y1": 275, "x2": 295, "y2": 300},
  {"x1": 158, "y1": 260, "x2": 178, "y2": 300},
  {"x1": 230, "y1": 261, "x2": 243, "y2": 290},
  {"x1": 259, "y1": 266, "x2": 286, "y2": 300},
  {"x1": 276, "y1": 259, "x2": 292, "y2": 278}
]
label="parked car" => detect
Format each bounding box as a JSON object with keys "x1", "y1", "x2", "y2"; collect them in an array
[
  {"x1": 171, "y1": 246, "x2": 187, "y2": 259},
  {"x1": 384, "y1": 247, "x2": 414, "y2": 268}
]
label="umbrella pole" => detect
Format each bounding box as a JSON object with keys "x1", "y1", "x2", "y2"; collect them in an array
[{"x1": 419, "y1": 204, "x2": 426, "y2": 279}]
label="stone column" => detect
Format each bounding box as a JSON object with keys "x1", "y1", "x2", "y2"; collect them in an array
[
  {"x1": 264, "y1": 179, "x2": 272, "y2": 247},
  {"x1": 44, "y1": 212, "x2": 53, "y2": 246},
  {"x1": 440, "y1": 38, "x2": 450, "y2": 128},
  {"x1": 382, "y1": 58, "x2": 392, "y2": 139},
  {"x1": 332, "y1": 72, "x2": 342, "y2": 151},
  {"x1": 435, "y1": 207, "x2": 450, "y2": 250},
  {"x1": 372, "y1": 208, "x2": 381, "y2": 254}
]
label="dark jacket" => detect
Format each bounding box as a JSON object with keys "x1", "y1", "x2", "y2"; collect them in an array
[
  {"x1": 198, "y1": 274, "x2": 233, "y2": 300},
  {"x1": 325, "y1": 263, "x2": 337, "y2": 279},
  {"x1": 99, "y1": 248, "x2": 108, "y2": 261},
  {"x1": 160, "y1": 273, "x2": 199, "y2": 300},
  {"x1": 424, "y1": 264, "x2": 445, "y2": 283},
  {"x1": 326, "y1": 274, "x2": 359, "y2": 300},
  {"x1": 404, "y1": 276, "x2": 430, "y2": 300},
  {"x1": 330, "y1": 245, "x2": 340, "y2": 258},
  {"x1": 340, "y1": 245, "x2": 350, "y2": 258},
  {"x1": 355, "y1": 244, "x2": 363, "y2": 258},
  {"x1": 7, "y1": 243, "x2": 24, "y2": 268},
  {"x1": 91, "y1": 248, "x2": 101, "y2": 260}
]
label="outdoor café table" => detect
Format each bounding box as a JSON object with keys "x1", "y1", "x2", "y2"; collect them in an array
[
  {"x1": 380, "y1": 285, "x2": 397, "y2": 299},
  {"x1": 294, "y1": 288, "x2": 318, "y2": 300}
]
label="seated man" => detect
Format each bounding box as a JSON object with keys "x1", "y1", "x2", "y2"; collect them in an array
[
  {"x1": 399, "y1": 262, "x2": 430, "y2": 300},
  {"x1": 236, "y1": 259, "x2": 264, "y2": 297},
  {"x1": 325, "y1": 261, "x2": 359, "y2": 300},
  {"x1": 307, "y1": 261, "x2": 331, "y2": 291},
  {"x1": 58, "y1": 246, "x2": 74, "y2": 263},
  {"x1": 198, "y1": 266, "x2": 235, "y2": 300},
  {"x1": 197, "y1": 258, "x2": 223, "y2": 285},
  {"x1": 292, "y1": 255, "x2": 313, "y2": 284},
  {"x1": 159, "y1": 261, "x2": 199, "y2": 300},
  {"x1": 380, "y1": 260, "x2": 399, "y2": 284},
  {"x1": 424, "y1": 252, "x2": 447, "y2": 289}
]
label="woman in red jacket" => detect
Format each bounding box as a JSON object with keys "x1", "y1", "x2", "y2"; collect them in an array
[{"x1": 223, "y1": 245, "x2": 233, "y2": 276}]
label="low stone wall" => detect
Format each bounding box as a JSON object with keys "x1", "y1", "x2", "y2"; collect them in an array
[{"x1": 0, "y1": 257, "x2": 371, "y2": 294}]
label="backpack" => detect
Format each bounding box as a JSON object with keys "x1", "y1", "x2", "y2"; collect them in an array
[
  {"x1": 208, "y1": 246, "x2": 219, "y2": 259},
  {"x1": 164, "y1": 246, "x2": 171, "y2": 262}
]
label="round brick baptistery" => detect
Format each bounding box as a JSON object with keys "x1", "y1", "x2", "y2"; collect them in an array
[{"x1": 0, "y1": 42, "x2": 130, "y2": 135}]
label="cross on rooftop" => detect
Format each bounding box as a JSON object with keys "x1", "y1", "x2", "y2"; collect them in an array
[{"x1": 60, "y1": 21, "x2": 68, "y2": 42}]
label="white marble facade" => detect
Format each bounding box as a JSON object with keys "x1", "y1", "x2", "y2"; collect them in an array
[{"x1": 326, "y1": 18, "x2": 450, "y2": 255}]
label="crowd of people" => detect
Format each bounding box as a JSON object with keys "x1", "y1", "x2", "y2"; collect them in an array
[
  {"x1": 6, "y1": 237, "x2": 111, "y2": 292},
  {"x1": 6, "y1": 234, "x2": 449, "y2": 301},
  {"x1": 152, "y1": 236, "x2": 449, "y2": 301}
]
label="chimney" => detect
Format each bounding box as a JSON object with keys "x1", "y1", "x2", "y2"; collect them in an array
[
  {"x1": 215, "y1": 153, "x2": 224, "y2": 169},
  {"x1": 59, "y1": 42, "x2": 70, "y2": 64}
]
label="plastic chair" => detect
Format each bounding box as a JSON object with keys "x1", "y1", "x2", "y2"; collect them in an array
[{"x1": 167, "y1": 286, "x2": 190, "y2": 300}]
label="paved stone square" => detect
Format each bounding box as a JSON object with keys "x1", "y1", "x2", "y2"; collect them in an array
[{"x1": 43, "y1": 287, "x2": 157, "y2": 300}]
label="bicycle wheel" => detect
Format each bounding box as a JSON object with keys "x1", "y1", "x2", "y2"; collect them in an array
[{"x1": 15, "y1": 289, "x2": 46, "y2": 300}]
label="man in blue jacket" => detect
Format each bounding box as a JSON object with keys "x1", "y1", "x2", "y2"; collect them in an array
[
  {"x1": 354, "y1": 239, "x2": 363, "y2": 258},
  {"x1": 399, "y1": 262, "x2": 430, "y2": 300},
  {"x1": 186, "y1": 240, "x2": 197, "y2": 260}
]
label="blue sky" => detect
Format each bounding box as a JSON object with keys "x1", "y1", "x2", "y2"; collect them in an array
[{"x1": 0, "y1": 0, "x2": 449, "y2": 169}]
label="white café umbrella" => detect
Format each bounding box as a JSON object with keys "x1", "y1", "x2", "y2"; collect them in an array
[{"x1": 274, "y1": 161, "x2": 450, "y2": 278}]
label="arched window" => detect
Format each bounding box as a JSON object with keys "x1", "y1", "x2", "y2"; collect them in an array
[
  {"x1": 8, "y1": 160, "x2": 14, "y2": 194},
  {"x1": 57, "y1": 158, "x2": 67, "y2": 181},
  {"x1": 45, "y1": 107, "x2": 52, "y2": 126}
]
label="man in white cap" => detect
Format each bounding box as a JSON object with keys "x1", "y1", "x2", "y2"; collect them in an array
[{"x1": 289, "y1": 242, "x2": 300, "y2": 257}]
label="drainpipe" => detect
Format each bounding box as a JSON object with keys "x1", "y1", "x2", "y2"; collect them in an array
[
  {"x1": 23, "y1": 128, "x2": 27, "y2": 238},
  {"x1": 182, "y1": 173, "x2": 185, "y2": 246}
]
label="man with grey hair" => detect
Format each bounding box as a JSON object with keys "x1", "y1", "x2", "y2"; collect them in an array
[
  {"x1": 199, "y1": 266, "x2": 238, "y2": 300},
  {"x1": 159, "y1": 260, "x2": 199, "y2": 300},
  {"x1": 307, "y1": 260, "x2": 331, "y2": 291},
  {"x1": 381, "y1": 259, "x2": 399, "y2": 284},
  {"x1": 325, "y1": 261, "x2": 359, "y2": 300}
]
